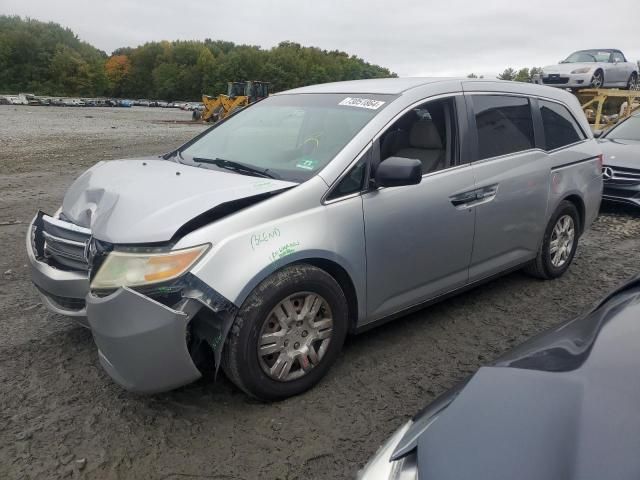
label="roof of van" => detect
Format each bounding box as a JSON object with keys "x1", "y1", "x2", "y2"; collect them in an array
[
  {"x1": 280, "y1": 77, "x2": 460, "y2": 95},
  {"x1": 279, "y1": 77, "x2": 576, "y2": 105}
]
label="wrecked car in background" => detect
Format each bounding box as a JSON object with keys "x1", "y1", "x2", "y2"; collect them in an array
[
  {"x1": 358, "y1": 275, "x2": 640, "y2": 480},
  {"x1": 28, "y1": 78, "x2": 602, "y2": 400}
]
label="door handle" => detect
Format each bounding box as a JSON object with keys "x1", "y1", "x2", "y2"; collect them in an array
[
  {"x1": 450, "y1": 191, "x2": 477, "y2": 207},
  {"x1": 450, "y1": 184, "x2": 499, "y2": 208},
  {"x1": 475, "y1": 184, "x2": 498, "y2": 203}
]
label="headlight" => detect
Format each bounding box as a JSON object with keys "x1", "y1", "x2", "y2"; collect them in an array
[
  {"x1": 90, "y1": 244, "x2": 210, "y2": 290},
  {"x1": 571, "y1": 67, "x2": 591, "y2": 74},
  {"x1": 357, "y1": 421, "x2": 417, "y2": 480}
]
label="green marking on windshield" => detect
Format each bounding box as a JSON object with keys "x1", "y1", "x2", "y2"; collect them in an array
[{"x1": 295, "y1": 159, "x2": 317, "y2": 170}]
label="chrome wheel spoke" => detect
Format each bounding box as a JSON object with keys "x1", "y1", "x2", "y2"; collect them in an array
[
  {"x1": 306, "y1": 344, "x2": 319, "y2": 365},
  {"x1": 259, "y1": 332, "x2": 284, "y2": 355},
  {"x1": 281, "y1": 299, "x2": 298, "y2": 321},
  {"x1": 270, "y1": 356, "x2": 293, "y2": 380},
  {"x1": 315, "y1": 326, "x2": 333, "y2": 341},
  {"x1": 274, "y1": 306, "x2": 292, "y2": 329},
  {"x1": 300, "y1": 294, "x2": 321, "y2": 321},
  {"x1": 312, "y1": 317, "x2": 332, "y2": 330}
]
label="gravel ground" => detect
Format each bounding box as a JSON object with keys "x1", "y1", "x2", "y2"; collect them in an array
[{"x1": 1, "y1": 105, "x2": 639, "y2": 480}]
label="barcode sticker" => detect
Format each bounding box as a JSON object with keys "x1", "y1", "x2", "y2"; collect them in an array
[{"x1": 338, "y1": 97, "x2": 385, "y2": 110}]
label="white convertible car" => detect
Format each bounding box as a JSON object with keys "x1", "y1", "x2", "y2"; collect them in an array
[{"x1": 537, "y1": 49, "x2": 638, "y2": 90}]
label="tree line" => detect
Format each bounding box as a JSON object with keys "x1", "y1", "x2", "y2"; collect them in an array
[
  {"x1": 0, "y1": 16, "x2": 395, "y2": 100},
  {"x1": 468, "y1": 67, "x2": 543, "y2": 82}
]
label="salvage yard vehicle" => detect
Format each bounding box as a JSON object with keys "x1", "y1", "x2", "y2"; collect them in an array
[
  {"x1": 27, "y1": 78, "x2": 603, "y2": 400},
  {"x1": 599, "y1": 112, "x2": 640, "y2": 207},
  {"x1": 539, "y1": 49, "x2": 638, "y2": 90},
  {"x1": 359, "y1": 275, "x2": 640, "y2": 480}
]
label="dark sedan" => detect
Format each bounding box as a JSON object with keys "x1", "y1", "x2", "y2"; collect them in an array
[
  {"x1": 359, "y1": 275, "x2": 640, "y2": 480},
  {"x1": 599, "y1": 113, "x2": 640, "y2": 207}
]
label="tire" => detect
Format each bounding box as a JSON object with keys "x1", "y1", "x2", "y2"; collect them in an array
[
  {"x1": 590, "y1": 70, "x2": 604, "y2": 89},
  {"x1": 222, "y1": 264, "x2": 348, "y2": 401},
  {"x1": 192, "y1": 110, "x2": 201, "y2": 121},
  {"x1": 524, "y1": 201, "x2": 580, "y2": 280},
  {"x1": 626, "y1": 72, "x2": 639, "y2": 91}
]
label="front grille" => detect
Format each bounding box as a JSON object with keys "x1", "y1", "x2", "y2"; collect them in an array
[
  {"x1": 35, "y1": 285, "x2": 86, "y2": 311},
  {"x1": 604, "y1": 166, "x2": 640, "y2": 185},
  {"x1": 543, "y1": 76, "x2": 569, "y2": 85},
  {"x1": 42, "y1": 215, "x2": 91, "y2": 271}
]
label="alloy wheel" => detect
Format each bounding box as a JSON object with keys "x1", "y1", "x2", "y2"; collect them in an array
[
  {"x1": 258, "y1": 292, "x2": 333, "y2": 382},
  {"x1": 590, "y1": 71, "x2": 603, "y2": 88},
  {"x1": 550, "y1": 215, "x2": 575, "y2": 268}
]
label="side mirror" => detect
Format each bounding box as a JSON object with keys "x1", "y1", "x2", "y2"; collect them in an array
[{"x1": 375, "y1": 157, "x2": 422, "y2": 188}]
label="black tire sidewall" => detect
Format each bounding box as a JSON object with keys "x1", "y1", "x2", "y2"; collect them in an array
[
  {"x1": 541, "y1": 202, "x2": 580, "y2": 278},
  {"x1": 228, "y1": 265, "x2": 348, "y2": 401}
]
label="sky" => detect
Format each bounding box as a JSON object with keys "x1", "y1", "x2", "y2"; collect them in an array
[{"x1": 3, "y1": 0, "x2": 639, "y2": 78}]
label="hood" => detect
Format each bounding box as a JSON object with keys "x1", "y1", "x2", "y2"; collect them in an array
[
  {"x1": 391, "y1": 276, "x2": 640, "y2": 480},
  {"x1": 598, "y1": 138, "x2": 640, "y2": 169},
  {"x1": 61, "y1": 158, "x2": 297, "y2": 244},
  {"x1": 543, "y1": 62, "x2": 599, "y2": 74}
]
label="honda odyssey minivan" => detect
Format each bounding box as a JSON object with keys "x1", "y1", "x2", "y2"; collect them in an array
[{"x1": 27, "y1": 78, "x2": 603, "y2": 400}]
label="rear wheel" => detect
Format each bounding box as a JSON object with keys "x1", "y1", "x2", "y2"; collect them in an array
[
  {"x1": 524, "y1": 201, "x2": 580, "y2": 280},
  {"x1": 590, "y1": 70, "x2": 604, "y2": 88},
  {"x1": 222, "y1": 264, "x2": 348, "y2": 401}
]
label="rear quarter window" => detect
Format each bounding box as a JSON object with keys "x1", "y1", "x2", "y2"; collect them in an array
[
  {"x1": 472, "y1": 95, "x2": 535, "y2": 160},
  {"x1": 539, "y1": 100, "x2": 585, "y2": 150}
]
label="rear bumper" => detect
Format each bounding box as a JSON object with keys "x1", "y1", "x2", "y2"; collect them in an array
[
  {"x1": 86, "y1": 287, "x2": 202, "y2": 393},
  {"x1": 26, "y1": 215, "x2": 89, "y2": 318}
]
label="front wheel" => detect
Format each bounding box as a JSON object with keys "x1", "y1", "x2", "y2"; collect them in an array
[
  {"x1": 524, "y1": 201, "x2": 580, "y2": 280},
  {"x1": 222, "y1": 264, "x2": 348, "y2": 401},
  {"x1": 626, "y1": 72, "x2": 639, "y2": 91},
  {"x1": 590, "y1": 70, "x2": 604, "y2": 88}
]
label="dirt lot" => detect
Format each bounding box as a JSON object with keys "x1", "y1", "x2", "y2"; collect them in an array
[{"x1": 1, "y1": 105, "x2": 639, "y2": 480}]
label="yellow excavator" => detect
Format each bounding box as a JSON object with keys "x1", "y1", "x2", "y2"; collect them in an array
[{"x1": 194, "y1": 81, "x2": 270, "y2": 122}]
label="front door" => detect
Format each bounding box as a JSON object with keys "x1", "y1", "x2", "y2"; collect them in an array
[{"x1": 362, "y1": 96, "x2": 476, "y2": 322}]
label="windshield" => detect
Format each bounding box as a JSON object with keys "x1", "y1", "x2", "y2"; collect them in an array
[
  {"x1": 605, "y1": 115, "x2": 640, "y2": 141},
  {"x1": 180, "y1": 93, "x2": 394, "y2": 182},
  {"x1": 562, "y1": 50, "x2": 611, "y2": 63}
]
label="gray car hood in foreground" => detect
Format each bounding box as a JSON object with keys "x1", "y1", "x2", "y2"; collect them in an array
[
  {"x1": 394, "y1": 276, "x2": 640, "y2": 480},
  {"x1": 61, "y1": 158, "x2": 296, "y2": 244},
  {"x1": 598, "y1": 138, "x2": 640, "y2": 169}
]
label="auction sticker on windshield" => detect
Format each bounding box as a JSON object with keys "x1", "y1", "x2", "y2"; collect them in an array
[{"x1": 338, "y1": 97, "x2": 385, "y2": 110}]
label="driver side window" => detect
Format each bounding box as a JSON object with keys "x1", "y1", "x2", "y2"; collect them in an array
[{"x1": 378, "y1": 97, "x2": 458, "y2": 174}]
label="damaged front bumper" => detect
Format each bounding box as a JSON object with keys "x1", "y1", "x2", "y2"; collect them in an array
[
  {"x1": 26, "y1": 213, "x2": 90, "y2": 320},
  {"x1": 27, "y1": 213, "x2": 239, "y2": 394},
  {"x1": 87, "y1": 287, "x2": 203, "y2": 393}
]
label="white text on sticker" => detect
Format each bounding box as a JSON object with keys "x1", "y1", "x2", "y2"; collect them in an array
[{"x1": 338, "y1": 97, "x2": 385, "y2": 110}]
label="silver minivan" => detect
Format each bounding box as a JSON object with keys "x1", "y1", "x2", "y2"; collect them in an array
[{"x1": 27, "y1": 78, "x2": 603, "y2": 400}]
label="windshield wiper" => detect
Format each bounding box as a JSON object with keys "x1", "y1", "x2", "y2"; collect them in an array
[{"x1": 192, "y1": 157, "x2": 279, "y2": 179}]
